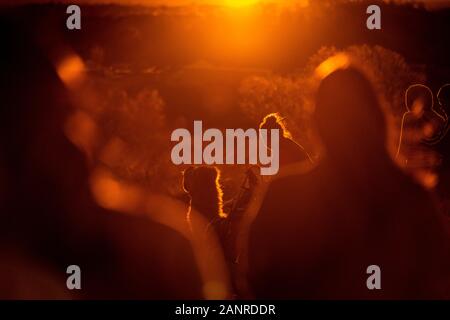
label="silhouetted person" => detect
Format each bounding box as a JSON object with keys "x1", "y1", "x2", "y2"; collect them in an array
[
  {"x1": 397, "y1": 85, "x2": 442, "y2": 172},
  {"x1": 183, "y1": 166, "x2": 231, "y2": 255},
  {"x1": 248, "y1": 68, "x2": 450, "y2": 299},
  {"x1": 183, "y1": 166, "x2": 260, "y2": 297},
  {"x1": 0, "y1": 16, "x2": 202, "y2": 299},
  {"x1": 183, "y1": 166, "x2": 227, "y2": 223},
  {"x1": 260, "y1": 113, "x2": 313, "y2": 167}
]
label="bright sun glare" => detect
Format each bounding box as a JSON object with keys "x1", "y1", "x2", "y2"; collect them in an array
[{"x1": 225, "y1": 0, "x2": 261, "y2": 7}]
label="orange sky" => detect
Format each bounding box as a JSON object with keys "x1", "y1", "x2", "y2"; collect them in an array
[
  {"x1": 0, "y1": 0, "x2": 450, "y2": 8},
  {"x1": 3, "y1": 0, "x2": 450, "y2": 8},
  {"x1": 6, "y1": 0, "x2": 259, "y2": 5}
]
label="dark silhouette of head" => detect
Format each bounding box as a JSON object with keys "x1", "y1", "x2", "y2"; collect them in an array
[
  {"x1": 315, "y1": 68, "x2": 387, "y2": 165},
  {"x1": 183, "y1": 166, "x2": 225, "y2": 222},
  {"x1": 259, "y1": 113, "x2": 289, "y2": 138}
]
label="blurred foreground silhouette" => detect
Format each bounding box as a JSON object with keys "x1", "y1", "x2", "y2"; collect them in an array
[{"x1": 248, "y1": 68, "x2": 450, "y2": 299}]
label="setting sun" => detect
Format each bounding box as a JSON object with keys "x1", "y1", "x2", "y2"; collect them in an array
[{"x1": 224, "y1": 0, "x2": 260, "y2": 7}]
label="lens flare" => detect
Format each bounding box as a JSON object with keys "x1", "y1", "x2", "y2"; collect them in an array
[
  {"x1": 315, "y1": 53, "x2": 351, "y2": 80},
  {"x1": 56, "y1": 54, "x2": 86, "y2": 88}
]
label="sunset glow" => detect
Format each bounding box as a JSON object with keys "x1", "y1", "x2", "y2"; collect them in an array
[
  {"x1": 2, "y1": 0, "x2": 450, "y2": 302},
  {"x1": 224, "y1": 0, "x2": 260, "y2": 7}
]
